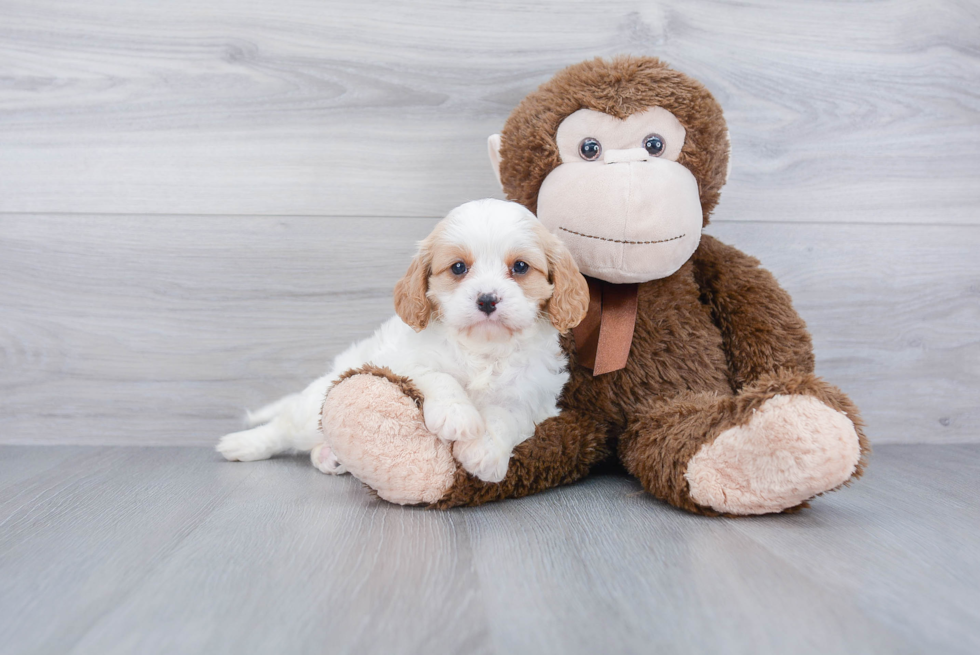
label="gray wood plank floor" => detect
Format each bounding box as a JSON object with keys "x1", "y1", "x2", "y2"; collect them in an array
[{"x1": 0, "y1": 443, "x2": 977, "y2": 655}]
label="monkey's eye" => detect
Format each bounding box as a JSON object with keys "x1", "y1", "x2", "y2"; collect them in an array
[
  {"x1": 512, "y1": 260, "x2": 529, "y2": 275},
  {"x1": 578, "y1": 138, "x2": 602, "y2": 161},
  {"x1": 451, "y1": 261, "x2": 467, "y2": 276},
  {"x1": 643, "y1": 133, "x2": 665, "y2": 157}
]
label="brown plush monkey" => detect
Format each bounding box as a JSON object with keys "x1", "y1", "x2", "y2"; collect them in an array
[{"x1": 322, "y1": 56, "x2": 869, "y2": 515}]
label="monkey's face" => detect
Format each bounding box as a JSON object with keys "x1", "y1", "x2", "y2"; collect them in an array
[
  {"x1": 533, "y1": 107, "x2": 703, "y2": 284},
  {"x1": 490, "y1": 58, "x2": 729, "y2": 284}
]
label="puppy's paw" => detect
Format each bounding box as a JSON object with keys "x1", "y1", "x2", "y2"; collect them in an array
[
  {"x1": 311, "y1": 443, "x2": 347, "y2": 475},
  {"x1": 216, "y1": 428, "x2": 277, "y2": 462},
  {"x1": 453, "y1": 435, "x2": 512, "y2": 483},
  {"x1": 423, "y1": 399, "x2": 485, "y2": 442}
]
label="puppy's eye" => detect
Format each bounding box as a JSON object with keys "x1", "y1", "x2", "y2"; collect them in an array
[
  {"x1": 643, "y1": 133, "x2": 665, "y2": 157},
  {"x1": 512, "y1": 261, "x2": 529, "y2": 275},
  {"x1": 579, "y1": 138, "x2": 601, "y2": 161},
  {"x1": 451, "y1": 261, "x2": 467, "y2": 276}
]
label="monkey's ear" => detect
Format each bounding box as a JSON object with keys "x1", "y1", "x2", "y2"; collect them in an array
[
  {"x1": 393, "y1": 247, "x2": 433, "y2": 332},
  {"x1": 723, "y1": 129, "x2": 732, "y2": 186},
  {"x1": 488, "y1": 134, "x2": 503, "y2": 190}
]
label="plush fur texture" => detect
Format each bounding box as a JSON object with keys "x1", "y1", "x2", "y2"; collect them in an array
[
  {"x1": 217, "y1": 198, "x2": 588, "y2": 484},
  {"x1": 321, "y1": 368, "x2": 455, "y2": 505},
  {"x1": 685, "y1": 394, "x2": 861, "y2": 514},
  {"x1": 319, "y1": 56, "x2": 870, "y2": 515}
]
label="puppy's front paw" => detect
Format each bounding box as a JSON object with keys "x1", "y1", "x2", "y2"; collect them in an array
[
  {"x1": 423, "y1": 399, "x2": 485, "y2": 442},
  {"x1": 311, "y1": 443, "x2": 347, "y2": 475},
  {"x1": 453, "y1": 435, "x2": 512, "y2": 483}
]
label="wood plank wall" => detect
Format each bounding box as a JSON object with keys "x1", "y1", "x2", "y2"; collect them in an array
[{"x1": 1, "y1": 0, "x2": 977, "y2": 445}]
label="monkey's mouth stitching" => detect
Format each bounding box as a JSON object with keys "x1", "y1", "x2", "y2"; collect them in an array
[{"x1": 559, "y1": 227, "x2": 686, "y2": 245}]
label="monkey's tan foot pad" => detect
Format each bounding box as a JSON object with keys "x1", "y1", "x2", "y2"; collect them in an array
[
  {"x1": 321, "y1": 373, "x2": 455, "y2": 505},
  {"x1": 684, "y1": 394, "x2": 861, "y2": 515}
]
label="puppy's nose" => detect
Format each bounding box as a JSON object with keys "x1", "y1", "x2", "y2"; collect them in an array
[{"x1": 476, "y1": 293, "x2": 498, "y2": 315}]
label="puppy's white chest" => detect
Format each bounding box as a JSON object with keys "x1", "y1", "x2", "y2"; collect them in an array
[
  {"x1": 463, "y1": 359, "x2": 504, "y2": 395},
  {"x1": 458, "y1": 346, "x2": 556, "y2": 410}
]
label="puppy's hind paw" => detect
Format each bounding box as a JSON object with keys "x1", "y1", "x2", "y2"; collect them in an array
[{"x1": 311, "y1": 443, "x2": 347, "y2": 475}]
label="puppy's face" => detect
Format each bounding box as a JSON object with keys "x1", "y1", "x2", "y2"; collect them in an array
[{"x1": 394, "y1": 199, "x2": 589, "y2": 340}]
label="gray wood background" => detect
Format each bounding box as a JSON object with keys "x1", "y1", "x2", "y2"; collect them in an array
[{"x1": 1, "y1": 0, "x2": 978, "y2": 446}]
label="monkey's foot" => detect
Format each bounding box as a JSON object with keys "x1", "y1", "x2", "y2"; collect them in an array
[
  {"x1": 684, "y1": 394, "x2": 861, "y2": 515},
  {"x1": 321, "y1": 368, "x2": 456, "y2": 505}
]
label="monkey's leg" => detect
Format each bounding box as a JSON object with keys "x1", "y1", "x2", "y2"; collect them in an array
[
  {"x1": 618, "y1": 371, "x2": 869, "y2": 516},
  {"x1": 321, "y1": 365, "x2": 612, "y2": 508}
]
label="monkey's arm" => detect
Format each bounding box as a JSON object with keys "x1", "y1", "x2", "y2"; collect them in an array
[
  {"x1": 692, "y1": 234, "x2": 815, "y2": 390},
  {"x1": 432, "y1": 407, "x2": 613, "y2": 508},
  {"x1": 322, "y1": 365, "x2": 613, "y2": 507}
]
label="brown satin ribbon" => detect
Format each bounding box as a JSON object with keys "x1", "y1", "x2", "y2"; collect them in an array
[{"x1": 571, "y1": 277, "x2": 639, "y2": 375}]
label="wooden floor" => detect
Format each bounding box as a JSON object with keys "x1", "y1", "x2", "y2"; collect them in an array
[{"x1": 1, "y1": 443, "x2": 977, "y2": 655}]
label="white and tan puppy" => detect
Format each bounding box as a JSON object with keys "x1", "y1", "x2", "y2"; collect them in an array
[{"x1": 216, "y1": 199, "x2": 589, "y2": 482}]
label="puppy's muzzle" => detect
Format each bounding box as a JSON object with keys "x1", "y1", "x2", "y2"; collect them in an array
[{"x1": 476, "y1": 293, "x2": 498, "y2": 315}]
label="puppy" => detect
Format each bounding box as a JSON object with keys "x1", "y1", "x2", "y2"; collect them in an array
[{"x1": 216, "y1": 199, "x2": 589, "y2": 482}]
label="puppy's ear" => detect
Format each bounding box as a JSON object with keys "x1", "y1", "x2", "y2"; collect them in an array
[
  {"x1": 538, "y1": 224, "x2": 589, "y2": 333},
  {"x1": 393, "y1": 242, "x2": 434, "y2": 331}
]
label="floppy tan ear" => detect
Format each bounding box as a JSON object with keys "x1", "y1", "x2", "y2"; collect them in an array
[
  {"x1": 537, "y1": 224, "x2": 590, "y2": 333},
  {"x1": 393, "y1": 244, "x2": 433, "y2": 331}
]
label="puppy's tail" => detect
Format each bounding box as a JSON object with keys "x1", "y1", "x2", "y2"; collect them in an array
[
  {"x1": 217, "y1": 386, "x2": 326, "y2": 461},
  {"x1": 245, "y1": 393, "x2": 301, "y2": 427}
]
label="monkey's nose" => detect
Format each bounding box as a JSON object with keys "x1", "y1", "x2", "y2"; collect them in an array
[
  {"x1": 603, "y1": 147, "x2": 650, "y2": 164},
  {"x1": 476, "y1": 293, "x2": 498, "y2": 315}
]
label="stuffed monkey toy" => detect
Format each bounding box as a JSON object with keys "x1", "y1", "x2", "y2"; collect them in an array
[{"x1": 321, "y1": 56, "x2": 869, "y2": 515}]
